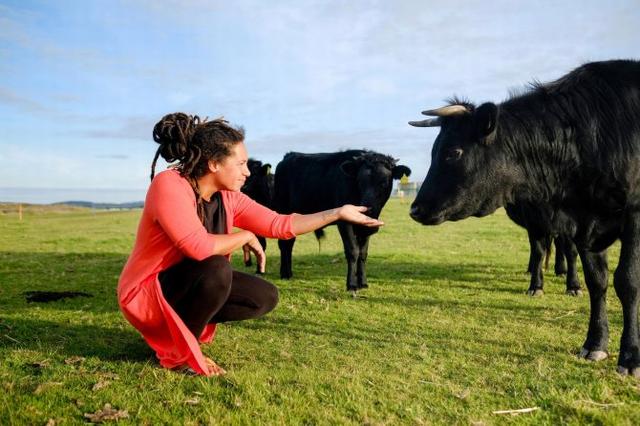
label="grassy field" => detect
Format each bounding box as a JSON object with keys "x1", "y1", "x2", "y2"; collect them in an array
[{"x1": 0, "y1": 199, "x2": 638, "y2": 425}]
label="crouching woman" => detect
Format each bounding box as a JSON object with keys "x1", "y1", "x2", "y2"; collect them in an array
[{"x1": 118, "y1": 113, "x2": 383, "y2": 376}]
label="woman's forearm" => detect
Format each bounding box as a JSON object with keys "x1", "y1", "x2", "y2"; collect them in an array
[
  {"x1": 210, "y1": 230, "x2": 253, "y2": 256},
  {"x1": 290, "y1": 208, "x2": 341, "y2": 235}
]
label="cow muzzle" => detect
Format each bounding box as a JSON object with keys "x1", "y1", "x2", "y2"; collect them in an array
[{"x1": 409, "y1": 204, "x2": 445, "y2": 225}]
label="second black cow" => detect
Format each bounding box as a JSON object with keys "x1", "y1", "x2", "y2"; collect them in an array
[
  {"x1": 274, "y1": 150, "x2": 410, "y2": 292},
  {"x1": 240, "y1": 159, "x2": 274, "y2": 273}
]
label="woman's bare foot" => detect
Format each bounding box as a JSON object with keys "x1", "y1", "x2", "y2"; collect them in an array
[{"x1": 205, "y1": 357, "x2": 226, "y2": 376}]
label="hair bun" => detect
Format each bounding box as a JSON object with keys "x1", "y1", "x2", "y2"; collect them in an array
[{"x1": 152, "y1": 112, "x2": 202, "y2": 163}]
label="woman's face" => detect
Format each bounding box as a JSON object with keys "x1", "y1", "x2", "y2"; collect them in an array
[{"x1": 211, "y1": 142, "x2": 250, "y2": 192}]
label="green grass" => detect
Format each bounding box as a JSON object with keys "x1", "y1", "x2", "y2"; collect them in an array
[{"x1": 1, "y1": 200, "x2": 638, "y2": 425}]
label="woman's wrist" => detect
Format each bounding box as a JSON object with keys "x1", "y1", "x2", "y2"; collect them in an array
[
  {"x1": 242, "y1": 229, "x2": 254, "y2": 244},
  {"x1": 323, "y1": 207, "x2": 340, "y2": 223}
]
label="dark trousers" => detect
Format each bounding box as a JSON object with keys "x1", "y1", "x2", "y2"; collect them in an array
[{"x1": 159, "y1": 255, "x2": 279, "y2": 338}]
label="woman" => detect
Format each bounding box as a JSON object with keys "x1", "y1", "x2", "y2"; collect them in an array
[{"x1": 118, "y1": 113, "x2": 383, "y2": 376}]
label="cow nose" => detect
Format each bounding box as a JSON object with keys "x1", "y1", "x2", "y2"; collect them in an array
[{"x1": 410, "y1": 205, "x2": 423, "y2": 220}]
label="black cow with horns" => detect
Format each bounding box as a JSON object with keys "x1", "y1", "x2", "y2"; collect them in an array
[
  {"x1": 409, "y1": 60, "x2": 640, "y2": 376},
  {"x1": 274, "y1": 150, "x2": 410, "y2": 293}
]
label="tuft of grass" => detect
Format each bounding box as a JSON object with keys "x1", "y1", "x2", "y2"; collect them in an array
[{"x1": 0, "y1": 200, "x2": 638, "y2": 425}]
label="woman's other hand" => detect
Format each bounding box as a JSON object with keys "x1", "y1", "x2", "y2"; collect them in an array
[{"x1": 242, "y1": 233, "x2": 266, "y2": 273}]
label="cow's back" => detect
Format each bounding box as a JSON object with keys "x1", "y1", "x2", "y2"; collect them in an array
[
  {"x1": 547, "y1": 61, "x2": 640, "y2": 185},
  {"x1": 274, "y1": 151, "x2": 363, "y2": 214}
]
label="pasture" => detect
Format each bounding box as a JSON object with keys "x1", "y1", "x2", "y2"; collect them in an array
[{"x1": 0, "y1": 200, "x2": 638, "y2": 425}]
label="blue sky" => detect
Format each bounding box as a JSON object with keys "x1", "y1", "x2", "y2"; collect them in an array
[{"x1": 1, "y1": 0, "x2": 638, "y2": 193}]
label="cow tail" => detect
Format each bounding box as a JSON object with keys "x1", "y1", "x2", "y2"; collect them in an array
[{"x1": 314, "y1": 229, "x2": 326, "y2": 252}]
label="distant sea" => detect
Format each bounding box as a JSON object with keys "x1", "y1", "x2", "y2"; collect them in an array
[{"x1": 0, "y1": 187, "x2": 146, "y2": 205}]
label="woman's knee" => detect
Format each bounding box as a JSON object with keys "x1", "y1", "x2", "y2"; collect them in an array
[
  {"x1": 199, "y1": 255, "x2": 233, "y2": 290},
  {"x1": 260, "y1": 281, "x2": 279, "y2": 314}
]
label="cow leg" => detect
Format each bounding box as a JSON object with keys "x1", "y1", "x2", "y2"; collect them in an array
[
  {"x1": 278, "y1": 238, "x2": 296, "y2": 279},
  {"x1": 554, "y1": 237, "x2": 568, "y2": 276},
  {"x1": 337, "y1": 223, "x2": 358, "y2": 292},
  {"x1": 244, "y1": 247, "x2": 253, "y2": 267},
  {"x1": 526, "y1": 233, "x2": 536, "y2": 274},
  {"x1": 355, "y1": 233, "x2": 370, "y2": 289},
  {"x1": 258, "y1": 236, "x2": 267, "y2": 251},
  {"x1": 613, "y1": 213, "x2": 640, "y2": 377},
  {"x1": 526, "y1": 234, "x2": 546, "y2": 296},
  {"x1": 561, "y1": 237, "x2": 582, "y2": 296},
  {"x1": 255, "y1": 236, "x2": 267, "y2": 275},
  {"x1": 578, "y1": 249, "x2": 609, "y2": 362}
]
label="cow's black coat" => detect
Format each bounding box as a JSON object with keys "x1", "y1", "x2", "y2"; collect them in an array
[
  {"x1": 409, "y1": 60, "x2": 640, "y2": 375},
  {"x1": 274, "y1": 150, "x2": 410, "y2": 291}
]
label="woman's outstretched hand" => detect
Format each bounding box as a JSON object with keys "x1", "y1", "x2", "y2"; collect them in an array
[
  {"x1": 337, "y1": 205, "x2": 384, "y2": 227},
  {"x1": 290, "y1": 204, "x2": 384, "y2": 235}
]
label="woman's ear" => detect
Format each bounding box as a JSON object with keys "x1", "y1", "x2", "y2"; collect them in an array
[{"x1": 208, "y1": 160, "x2": 220, "y2": 173}]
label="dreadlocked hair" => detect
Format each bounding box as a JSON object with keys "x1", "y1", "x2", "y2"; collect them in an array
[{"x1": 150, "y1": 112, "x2": 245, "y2": 222}]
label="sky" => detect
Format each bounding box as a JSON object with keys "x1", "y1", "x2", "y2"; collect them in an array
[{"x1": 1, "y1": 0, "x2": 638, "y2": 200}]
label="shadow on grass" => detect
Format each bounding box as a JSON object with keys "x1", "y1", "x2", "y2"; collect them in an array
[
  {"x1": 1, "y1": 250, "x2": 578, "y2": 316},
  {"x1": 0, "y1": 251, "x2": 127, "y2": 314},
  {"x1": 0, "y1": 316, "x2": 152, "y2": 362}
]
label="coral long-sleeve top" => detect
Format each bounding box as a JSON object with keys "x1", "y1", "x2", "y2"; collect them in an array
[{"x1": 118, "y1": 169, "x2": 296, "y2": 376}]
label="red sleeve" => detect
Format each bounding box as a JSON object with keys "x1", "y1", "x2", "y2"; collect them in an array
[
  {"x1": 225, "y1": 191, "x2": 297, "y2": 239},
  {"x1": 148, "y1": 171, "x2": 216, "y2": 260}
]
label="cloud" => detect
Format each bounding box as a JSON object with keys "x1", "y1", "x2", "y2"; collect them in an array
[
  {"x1": 96, "y1": 154, "x2": 129, "y2": 160},
  {"x1": 73, "y1": 116, "x2": 155, "y2": 141},
  {"x1": 249, "y1": 125, "x2": 433, "y2": 180},
  {"x1": 2, "y1": 0, "x2": 638, "y2": 192},
  {"x1": 0, "y1": 86, "x2": 51, "y2": 114},
  {"x1": 1, "y1": 142, "x2": 150, "y2": 188}
]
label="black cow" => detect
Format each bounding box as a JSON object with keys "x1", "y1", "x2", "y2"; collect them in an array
[
  {"x1": 274, "y1": 150, "x2": 411, "y2": 292},
  {"x1": 409, "y1": 60, "x2": 640, "y2": 376},
  {"x1": 240, "y1": 159, "x2": 274, "y2": 272},
  {"x1": 504, "y1": 202, "x2": 581, "y2": 296}
]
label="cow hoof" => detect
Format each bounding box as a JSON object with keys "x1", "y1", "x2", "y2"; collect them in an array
[
  {"x1": 566, "y1": 289, "x2": 583, "y2": 297},
  {"x1": 349, "y1": 290, "x2": 358, "y2": 298},
  {"x1": 245, "y1": 260, "x2": 252, "y2": 267},
  {"x1": 579, "y1": 348, "x2": 608, "y2": 361},
  {"x1": 255, "y1": 270, "x2": 264, "y2": 275},
  {"x1": 617, "y1": 365, "x2": 640, "y2": 378},
  {"x1": 555, "y1": 268, "x2": 567, "y2": 276},
  {"x1": 527, "y1": 289, "x2": 544, "y2": 296}
]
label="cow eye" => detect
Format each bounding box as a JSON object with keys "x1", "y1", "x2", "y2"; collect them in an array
[{"x1": 446, "y1": 148, "x2": 463, "y2": 162}]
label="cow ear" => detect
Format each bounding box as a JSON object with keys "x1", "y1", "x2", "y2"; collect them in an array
[
  {"x1": 392, "y1": 165, "x2": 411, "y2": 180},
  {"x1": 261, "y1": 164, "x2": 272, "y2": 176},
  {"x1": 340, "y1": 160, "x2": 359, "y2": 177},
  {"x1": 475, "y1": 102, "x2": 499, "y2": 144}
]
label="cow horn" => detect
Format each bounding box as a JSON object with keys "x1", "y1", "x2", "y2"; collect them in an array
[
  {"x1": 422, "y1": 105, "x2": 469, "y2": 117},
  {"x1": 408, "y1": 118, "x2": 441, "y2": 127}
]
